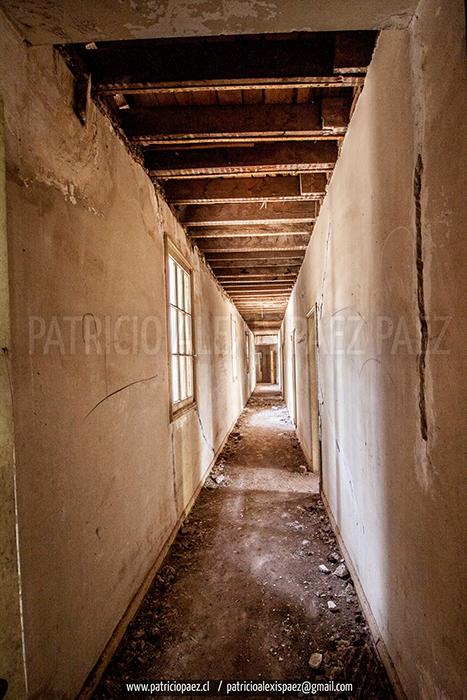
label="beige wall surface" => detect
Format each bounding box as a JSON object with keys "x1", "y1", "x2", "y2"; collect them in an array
[
  {"x1": 0, "y1": 0, "x2": 419, "y2": 45},
  {"x1": 282, "y1": 1, "x2": 467, "y2": 697},
  {"x1": 0, "y1": 98, "x2": 28, "y2": 698},
  {"x1": 0, "y1": 11, "x2": 253, "y2": 699}
]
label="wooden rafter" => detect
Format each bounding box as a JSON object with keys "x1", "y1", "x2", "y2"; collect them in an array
[
  {"x1": 164, "y1": 175, "x2": 326, "y2": 204},
  {"x1": 146, "y1": 141, "x2": 338, "y2": 178},
  {"x1": 65, "y1": 30, "x2": 377, "y2": 332}
]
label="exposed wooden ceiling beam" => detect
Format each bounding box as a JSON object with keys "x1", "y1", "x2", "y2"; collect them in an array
[
  {"x1": 223, "y1": 282, "x2": 293, "y2": 288},
  {"x1": 209, "y1": 259, "x2": 303, "y2": 270},
  {"x1": 146, "y1": 141, "x2": 338, "y2": 178},
  {"x1": 248, "y1": 321, "x2": 282, "y2": 329},
  {"x1": 205, "y1": 250, "x2": 305, "y2": 261},
  {"x1": 180, "y1": 201, "x2": 319, "y2": 226},
  {"x1": 223, "y1": 285, "x2": 293, "y2": 291},
  {"x1": 120, "y1": 103, "x2": 350, "y2": 145},
  {"x1": 74, "y1": 32, "x2": 376, "y2": 92},
  {"x1": 224, "y1": 286, "x2": 293, "y2": 292},
  {"x1": 164, "y1": 175, "x2": 326, "y2": 204},
  {"x1": 191, "y1": 224, "x2": 312, "y2": 239},
  {"x1": 195, "y1": 233, "x2": 311, "y2": 250},
  {"x1": 122, "y1": 103, "x2": 320, "y2": 140},
  {"x1": 229, "y1": 297, "x2": 291, "y2": 303},
  {"x1": 214, "y1": 265, "x2": 300, "y2": 277},
  {"x1": 235, "y1": 303, "x2": 288, "y2": 309},
  {"x1": 100, "y1": 77, "x2": 364, "y2": 95}
]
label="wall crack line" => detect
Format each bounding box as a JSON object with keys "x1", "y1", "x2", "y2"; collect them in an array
[
  {"x1": 318, "y1": 217, "x2": 332, "y2": 320},
  {"x1": 414, "y1": 153, "x2": 428, "y2": 441},
  {"x1": 83, "y1": 374, "x2": 158, "y2": 420},
  {"x1": 196, "y1": 407, "x2": 215, "y2": 453}
]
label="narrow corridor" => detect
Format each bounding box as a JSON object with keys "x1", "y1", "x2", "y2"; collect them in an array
[{"x1": 93, "y1": 387, "x2": 395, "y2": 699}]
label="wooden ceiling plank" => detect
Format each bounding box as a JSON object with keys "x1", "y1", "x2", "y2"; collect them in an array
[
  {"x1": 180, "y1": 200, "x2": 318, "y2": 225},
  {"x1": 195, "y1": 232, "x2": 311, "y2": 249},
  {"x1": 242, "y1": 88, "x2": 263, "y2": 104},
  {"x1": 264, "y1": 87, "x2": 295, "y2": 104},
  {"x1": 205, "y1": 249, "x2": 305, "y2": 261},
  {"x1": 320, "y1": 96, "x2": 351, "y2": 129},
  {"x1": 77, "y1": 34, "x2": 338, "y2": 87},
  {"x1": 334, "y1": 31, "x2": 378, "y2": 74},
  {"x1": 214, "y1": 265, "x2": 300, "y2": 276},
  {"x1": 146, "y1": 140, "x2": 338, "y2": 177},
  {"x1": 299, "y1": 172, "x2": 328, "y2": 195},
  {"x1": 296, "y1": 86, "x2": 313, "y2": 103},
  {"x1": 217, "y1": 89, "x2": 243, "y2": 105},
  {"x1": 121, "y1": 103, "x2": 323, "y2": 141},
  {"x1": 209, "y1": 259, "x2": 304, "y2": 269},
  {"x1": 165, "y1": 175, "x2": 326, "y2": 204}
]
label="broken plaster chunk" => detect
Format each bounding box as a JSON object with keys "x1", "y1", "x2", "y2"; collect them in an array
[
  {"x1": 334, "y1": 563, "x2": 349, "y2": 578},
  {"x1": 319, "y1": 564, "x2": 331, "y2": 574},
  {"x1": 327, "y1": 600, "x2": 339, "y2": 612},
  {"x1": 308, "y1": 652, "x2": 323, "y2": 669},
  {"x1": 214, "y1": 474, "x2": 225, "y2": 484}
]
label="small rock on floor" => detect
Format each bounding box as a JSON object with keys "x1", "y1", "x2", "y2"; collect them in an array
[
  {"x1": 334, "y1": 563, "x2": 349, "y2": 578},
  {"x1": 308, "y1": 652, "x2": 323, "y2": 669}
]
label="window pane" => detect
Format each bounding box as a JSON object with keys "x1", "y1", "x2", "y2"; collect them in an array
[
  {"x1": 172, "y1": 354, "x2": 180, "y2": 403},
  {"x1": 169, "y1": 257, "x2": 177, "y2": 305},
  {"x1": 178, "y1": 308, "x2": 186, "y2": 353},
  {"x1": 171, "y1": 306, "x2": 178, "y2": 354},
  {"x1": 177, "y1": 264, "x2": 184, "y2": 311},
  {"x1": 185, "y1": 314, "x2": 192, "y2": 355},
  {"x1": 179, "y1": 355, "x2": 187, "y2": 400},
  {"x1": 186, "y1": 356, "x2": 193, "y2": 397},
  {"x1": 184, "y1": 271, "x2": 191, "y2": 313}
]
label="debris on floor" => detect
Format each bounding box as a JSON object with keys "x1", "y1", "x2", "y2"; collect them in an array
[{"x1": 92, "y1": 386, "x2": 396, "y2": 700}]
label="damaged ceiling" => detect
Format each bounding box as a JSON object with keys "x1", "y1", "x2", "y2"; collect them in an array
[{"x1": 67, "y1": 31, "x2": 377, "y2": 332}]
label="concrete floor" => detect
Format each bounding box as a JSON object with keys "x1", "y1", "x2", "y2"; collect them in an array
[{"x1": 93, "y1": 386, "x2": 395, "y2": 699}]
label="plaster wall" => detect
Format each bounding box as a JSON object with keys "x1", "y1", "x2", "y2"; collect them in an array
[
  {"x1": 0, "y1": 11, "x2": 253, "y2": 699},
  {"x1": 282, "y1": 2, "x2": 467, "y2": 697},
  {"x1": 0, "y1": 0, "x2": 419, "y2": 45},
  {"x1": 0, "y1": 98, "x2": 28, "y2": 699}
]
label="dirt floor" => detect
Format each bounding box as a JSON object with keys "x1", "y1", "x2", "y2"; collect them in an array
[{"x1": 92, "y1": 386, "x2": 396, "y2": 700}]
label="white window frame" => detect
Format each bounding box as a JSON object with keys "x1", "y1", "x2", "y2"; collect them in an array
[{"x1": 166, "y1": 241, "x2": 196, "y2": 418}]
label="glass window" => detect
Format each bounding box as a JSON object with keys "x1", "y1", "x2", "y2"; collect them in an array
[{"x1": 168, "y1": 253, "x2": 194, "y2": 408}]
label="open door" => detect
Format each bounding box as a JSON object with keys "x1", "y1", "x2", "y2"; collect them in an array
[{"x1": 307, "y1": 305, "x2": 321, "y2": 481}]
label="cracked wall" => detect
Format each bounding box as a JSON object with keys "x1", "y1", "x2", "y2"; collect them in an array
[
  {"x1": 0, "y1": 9, "x2": 254, "y2": 699},
  {"x1": 282, "y1": 1, "x2": 467, "y2": 697}
]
